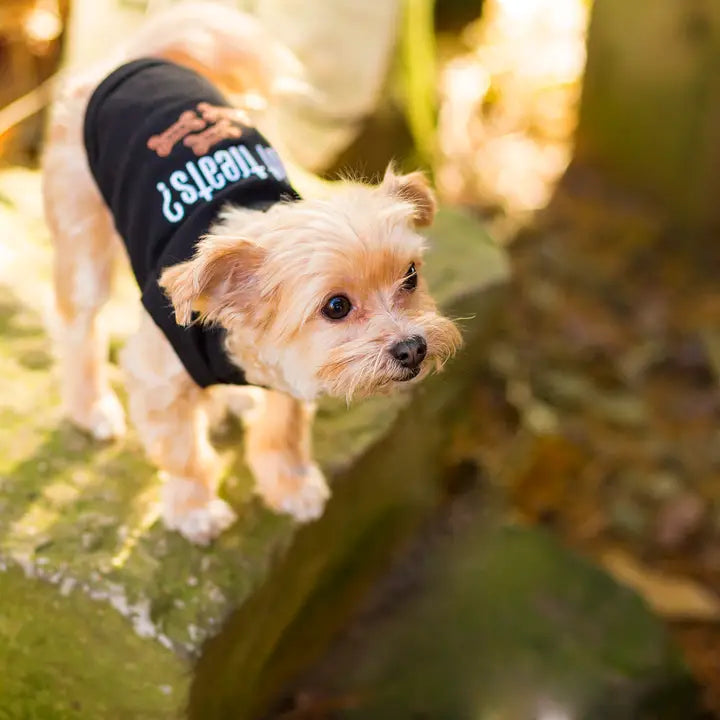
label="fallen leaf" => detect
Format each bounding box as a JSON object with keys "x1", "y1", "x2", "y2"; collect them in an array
[{"x1": 600, "y1": 548, "x2": 720, "y2": 621}]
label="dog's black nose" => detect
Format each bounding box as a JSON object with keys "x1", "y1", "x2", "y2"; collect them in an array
[{"x1": 390, "y1": 336, "x2": 427, "y2": 369}]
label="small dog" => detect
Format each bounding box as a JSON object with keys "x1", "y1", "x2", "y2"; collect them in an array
[{"x1": 42, "y1": 3, "x2": 461, "y2": 544}]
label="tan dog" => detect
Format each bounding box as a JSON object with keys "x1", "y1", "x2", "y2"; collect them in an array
[{"x1": 42, "y1": 3, "x2": 461, "y2": 544}]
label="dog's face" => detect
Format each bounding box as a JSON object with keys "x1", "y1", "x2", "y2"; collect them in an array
[{"x1": 159, "y1": 167, "x2": 462, "y2": 400}]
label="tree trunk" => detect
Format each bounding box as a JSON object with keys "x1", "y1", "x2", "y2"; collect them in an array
[{"x1": 575, "y1": 0, "x2": 720, "y2": 231}]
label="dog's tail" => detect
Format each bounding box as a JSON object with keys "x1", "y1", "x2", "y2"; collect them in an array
[{"x1": 121, "y1": 2, "x2": 306, "y2": 107}]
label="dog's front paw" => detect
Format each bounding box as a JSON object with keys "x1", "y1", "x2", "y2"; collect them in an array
[
  {"x1": 249, "y1": 454, "x2": 330, "y2": 523},
  {"x1": 166, "y1": 499, "x2": 236, "y2": 546},
  {"x1": 160, "y1": 475, "x2": 236, "y2": 545},
  {"x1": 275, "y1": 464, "x2": 330, "y2": 522},
  {"x1": 67, "y1": 391, "x2": 126, "y2": 442}
]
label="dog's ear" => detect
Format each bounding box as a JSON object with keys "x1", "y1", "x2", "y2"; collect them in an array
[
  {"x1": 158, "y1": 237, "x2": 267, "y2": 326},
  {"x1": 381, "y1": 165, "x2": 437, "y2": 228}
]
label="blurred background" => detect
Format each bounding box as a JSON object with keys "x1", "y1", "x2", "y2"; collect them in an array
[{"x1": 1, "y1": 1, "x2": 720, "y2": 718}]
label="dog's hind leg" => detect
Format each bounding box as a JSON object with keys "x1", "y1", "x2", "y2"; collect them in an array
[
  {"x1": 42, "y1": 78, "x2": 125, "y2": 440},
  {"x1": 121, "y1": 312, "x2": 237, "y2": 545},
  {"x1": 43, "y1": 143, "x2": 126, "y2": 441}
]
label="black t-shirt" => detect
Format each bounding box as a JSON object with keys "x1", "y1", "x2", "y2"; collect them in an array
[{"x1": 84, "y1": 57, "x2": 300, "y2": 387}]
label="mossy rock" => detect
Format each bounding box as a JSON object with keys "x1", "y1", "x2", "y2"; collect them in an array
[
  {"x1": 283, "y1": 524, "x2": 701, "y2": 720},
  {"x1": 0, "y1": 171, "x2": 509, "y2": 719}
]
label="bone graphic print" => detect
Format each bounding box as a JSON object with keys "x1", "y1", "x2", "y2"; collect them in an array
[
  {"x1": 183, "y1": 118, "x2": 243, "y2": 156},
  {"x1": 147, "y1": 110, "x2": 207, "y2": 157}
]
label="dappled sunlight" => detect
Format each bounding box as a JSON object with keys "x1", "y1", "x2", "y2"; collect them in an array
[
  {"x1": 110, "y1": 484, "x2": 161, "y2": 569},
  {"x1": 9, "y1": 475, "x2": 88, "y2": 547},
  {"x1": 437, "y1": 0, "x2": 590, "y2": 217},
  {"x1": 23, "y1": 0, "x2": 63, "y2": 53},
  {"x1": 0, "y1": 170, "x2": 55, "y2": 325},
  {"x1": 0, "y1": 168, "x2": 141, "y2": 339}
]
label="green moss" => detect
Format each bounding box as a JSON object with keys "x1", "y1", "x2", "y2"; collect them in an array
[{"x1": 0, "y1": 566, "x2": 185, "y2": 720}]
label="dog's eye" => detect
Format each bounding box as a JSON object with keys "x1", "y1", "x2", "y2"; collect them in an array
[
  {"x1": 322, "y1": 295, "x2": 352, "y2": 320},
  {"x1": 401, "y1": 262, "x2": 418, "y2": 291}
]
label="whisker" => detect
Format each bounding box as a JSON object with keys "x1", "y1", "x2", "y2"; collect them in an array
[{"x1": 371, "y1": 345, "x2": 385, "y2": 378}]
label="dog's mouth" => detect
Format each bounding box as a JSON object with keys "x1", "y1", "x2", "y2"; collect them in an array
[{"x1": 394, "y1": 366, "x2": 422, "y2": 382}]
